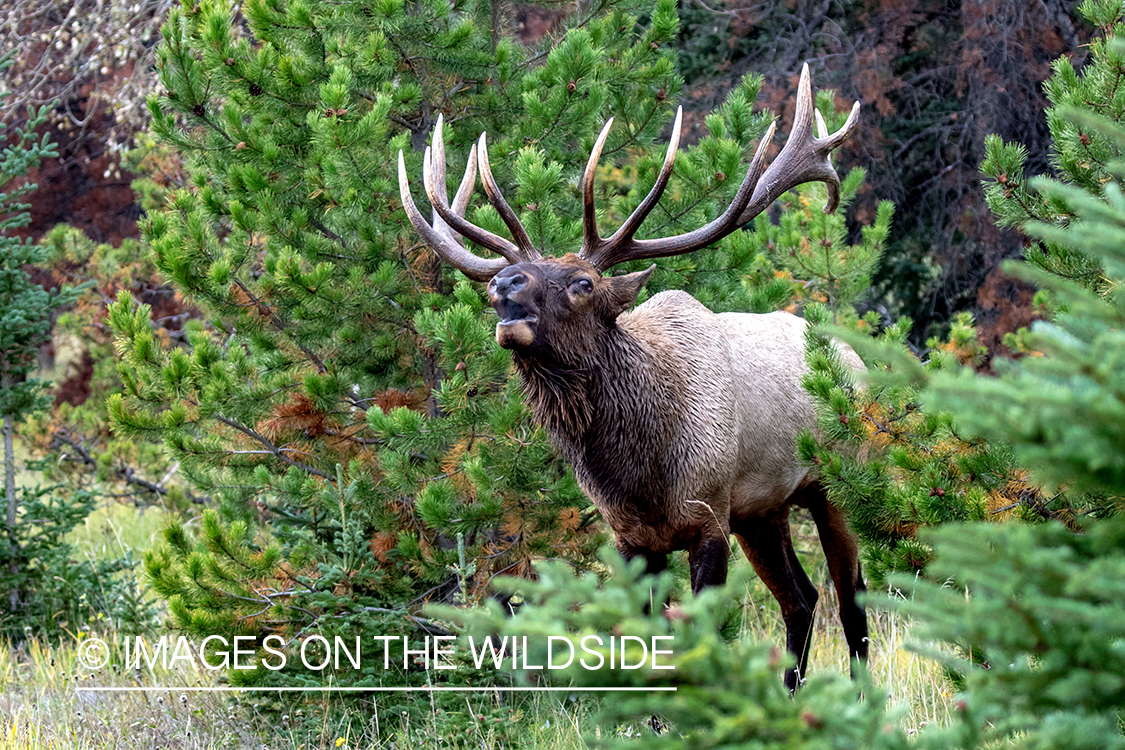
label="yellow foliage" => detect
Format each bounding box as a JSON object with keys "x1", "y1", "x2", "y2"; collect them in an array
[{"x1": 558, "y1": 507, "x2": 582, "y2": 533}]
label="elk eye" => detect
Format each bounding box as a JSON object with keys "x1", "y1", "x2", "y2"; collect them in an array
[{"x1": 572, "y1": 278, "x2": 593, "y2": 294}]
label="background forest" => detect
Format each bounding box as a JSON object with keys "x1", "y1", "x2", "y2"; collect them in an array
[{"x1": 0, "y1": 0, "x2": 1123, "y2": 748}]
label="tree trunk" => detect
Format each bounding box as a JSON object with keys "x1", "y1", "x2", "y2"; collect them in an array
[
  {"x1": 3, "y1": 368, "x2": 17, "y2": 613},
  {"x1": 490, "y1": 0, "x2": 501, "y2": 53}
]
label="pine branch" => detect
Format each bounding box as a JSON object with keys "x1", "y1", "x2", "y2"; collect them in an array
[
  {"x1": 210, "y1": 413, "x2": 333, "y2": 480},
  {"x1": 51, "y1": 429, "x2": 211, "y2": 503},
  {"x1": 229, "y1": 279, "x2": 328, "y2": 374}
]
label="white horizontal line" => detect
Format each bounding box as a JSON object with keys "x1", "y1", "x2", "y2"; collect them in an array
[{"x1": 77, "y1": 686, "x2": 677, "y2": 693}]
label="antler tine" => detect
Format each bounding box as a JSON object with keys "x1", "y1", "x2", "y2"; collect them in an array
[
  {"x1": 581, "y1": 118, "x2": 615, "y2": 251},
  {"x1": 429, "y1": 114, "x2": 452, "y2": 238},
  {"x1": 451, "y1": 143, "x2": 478, "y2": 228},
  {"x1": 422, "y1": 116, "x2": 524, "y2": 265},
  {"x1": 583, "y1": 119, "x2": 775, "y2": 269},
  {"x1": 430, "y1": 141, "x2": 479, "y2": 243},
  {"x1": 598, "y1": 107, "x2": 683, "y2": 249},
  {"x1": 734, "y1": 62, "x2": 861, "y2": 221},
  {"x1": 579, "y1": 108, "x2": 685, "y2": 269},
  {"x1": 814, "y1": 108, "x2": 829, "y2": 139},
  {"x1": 398, "y1": 150, "x2": 509, "y2": 282},
  {"x1": 477, "y1": 132, "x2": 541, "y2": 261},
  {"x1": 579, "y1": 63, "x2": 860, "y2": 271}
]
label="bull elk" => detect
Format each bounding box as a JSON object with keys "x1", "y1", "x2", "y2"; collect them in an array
[{"x1": 398, "y1": 64, "x2": 867, "y2": 689}]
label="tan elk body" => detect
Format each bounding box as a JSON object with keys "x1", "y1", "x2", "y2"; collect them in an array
[
  {"x1": 399, "y1": 65, "x2": 869, "y2": 689},
  {"x1": 571, "y1": 292, "x2": 865, "y2": 552}
]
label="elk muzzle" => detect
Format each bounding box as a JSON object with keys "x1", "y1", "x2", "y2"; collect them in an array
[{"x1": 488, "y1": 266, "x2": 538, "y2": 349}]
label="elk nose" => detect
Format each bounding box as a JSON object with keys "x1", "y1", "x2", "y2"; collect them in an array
[{"x1": 490, "y1": 269, "x2": 528, "y2": 299}]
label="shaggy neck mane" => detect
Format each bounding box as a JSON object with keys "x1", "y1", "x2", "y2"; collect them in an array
[
  {"x1": 511, "y1": 344, "x2": 600, "y2": 445},
  {"x1": 511, "y1": 324, "x2": 676, "y2": 505}
]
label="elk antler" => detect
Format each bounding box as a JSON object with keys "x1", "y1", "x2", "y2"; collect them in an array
[
  {"x1": 578, "y1": 63, "x2": 860, "y2": 271},
  {"x1": 400, "y1": 64, "x2": 858, "y2": 279},
  {"x1": 398, "y1": 115, "x2": 541, "y2": 281}
]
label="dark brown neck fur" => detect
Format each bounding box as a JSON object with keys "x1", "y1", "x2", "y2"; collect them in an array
[{"x1": 511, "y1": 323, "x2": 679, "y2": 509}]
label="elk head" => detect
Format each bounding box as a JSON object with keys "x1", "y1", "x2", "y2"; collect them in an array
[{"x1": 398, "y1": 64, "x2": 860, "y2": 354}]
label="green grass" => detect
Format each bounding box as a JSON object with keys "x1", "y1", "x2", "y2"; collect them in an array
[
  {"x1": 0, "y1": 500, "x2": 956, "y2": 749},
  {"x1": 0, "y1": 601, "x2": 954, "y2": 749},
  {"x1": 65, "y1": 501, "x2": 174, "y2": 563},
  {"x1": 0, "y1": 636, "x2": 273, "y2": 750},
  {"x1": 0, "y1": 634, "x2": 599, "y2": 750}
]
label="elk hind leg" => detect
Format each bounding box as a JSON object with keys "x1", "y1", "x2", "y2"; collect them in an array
[
  {"x1": 733, "y1": 511, "x2": 818, "y2": 691},
  {"x1": 802, "y1": 483, "x2": 868, "y2": 669}
]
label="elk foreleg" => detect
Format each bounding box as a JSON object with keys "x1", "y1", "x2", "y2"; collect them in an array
[
  {"x1": 616, "y1": 539, "x2": 668, "y2": 577},
  {"x1": 688, "y1": 535, "x2": 729, "y2": 594},
  {"x1": 733, "y1": 511, "x2": 818, "y2": 691},
  {"x1": 617, "y1": 539, "x2": 670, "y2": 615}
]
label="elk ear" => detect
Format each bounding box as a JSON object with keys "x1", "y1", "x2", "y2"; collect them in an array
[{"x1": 606, "y1": 264, "x2": 656, "y2": 316}]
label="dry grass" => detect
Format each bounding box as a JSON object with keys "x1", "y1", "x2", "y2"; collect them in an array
[
  {"x1": 66, "y1": 502, "x2": 176, "y2": 563},
  {"x1": 732, "y1": 557, "x2": 955, "y2": 735},
  {"x1": 0, "y1": 510, "x2": 955, "y2": 749},
  {"x1": 0, "y1": 635, "x2": 599, "y2": 750},
  {"x1": 0, "y1": 637, "x2": 266, "y2": 750},
  {"x1": 0, "y1": 589, "x2": 955, "y2": 750},
  {"x1": 753, "y1": 511, "x2": 957, "y2": 733}
]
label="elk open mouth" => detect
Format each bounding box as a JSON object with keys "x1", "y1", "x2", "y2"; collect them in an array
[
  {"x1": 495, "y1": 314, "x2": 537, "y2": 349},
  {"x1": 493, "y1": 297, "x2": 538, "y2": 349}
]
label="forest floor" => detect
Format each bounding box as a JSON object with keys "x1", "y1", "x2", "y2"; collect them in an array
[{"x1": 0, "y1": 506, "x2": 955, "y2": 750}]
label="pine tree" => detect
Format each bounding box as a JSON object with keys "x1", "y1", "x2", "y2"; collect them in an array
[
  {"x1": 926, "y1": 48, "x2": 1125, "y2": 504},
  {"x1": 433, "y1": 549, "x2": 996, "y2": 750},
  {"x1": 0, "y1": 70, "x2": 62, "y2": 620},
  {"x1": 981, "y1": 0, "x2": 1125, "y2": 294},
  {"x1": 107, "y1": 0, "x2": 899, "y2": 736},
  {"x1": 101, "y1": 0, "x2": 766, "y2": 729},
  {"x1": 779, "y1": 24, "x2": 1125, "y2": 579},
  {"x1": 892, "y1": 515, "x2": 1125, "y2": 750},
  {"x1": 26, "y1": 220, "x2": 201, "y2": 509},
  {"x1": 479, "y1": 492, "x2": 1125, "y2": 748},
  {"x1": 0, "y1": 82, "x2": 59, "y2": 471},
  {"x1": 435, "y1": 555, "x2": 925, "y2": 750},
  {"x1": 891, "y1": 138, "x2": 1125, "y2": 737},
  {"x1": 931, "y1": 4, "x2": 1125, "y2": 499},
  {"x1": 735, "y1": 140, "x2": 892, "y2": 319},
  {"x1": 814, "y1": 21, "x2": 1125, "y2": 746},
  {"x1": 794, "y1": 307, "x2": 1064, "y2": 584},
  {"x1": 0, "y1": 67, "x2": 144, "y2": 638},
  {"x1": 899, "y1": 142, "x2": 1125, "y2": 738}
]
